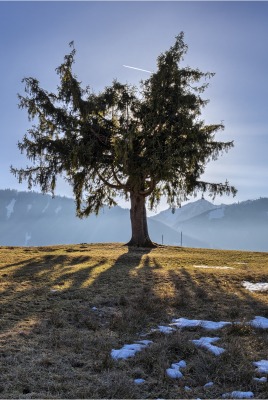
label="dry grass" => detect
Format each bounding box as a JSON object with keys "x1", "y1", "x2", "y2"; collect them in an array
[{"x1": 0, "y1": 243, "x2": 267, "y2": 398}]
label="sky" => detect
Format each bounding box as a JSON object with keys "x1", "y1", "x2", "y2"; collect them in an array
[{"x1": 1, "y1": 1, "x2": 268, "y2": 215}]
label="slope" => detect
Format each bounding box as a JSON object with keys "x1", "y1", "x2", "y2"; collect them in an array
[
  {"x1": 0, "y1": 243, "x2": 267, "y2": 399},
  {"x1": 152, "y1": 198, "x2": 268, "y2": 252},
  {"x1": 0, "y1": 189, "x2": 205, "y2": 247}
]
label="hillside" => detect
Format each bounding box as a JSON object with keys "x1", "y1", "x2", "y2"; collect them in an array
[
  {"x1": 0, "y1": 189, "x2": 207, "y2": 248},
  {"x1": 0, "y1": 244, "x2": 267, "y2": 398},
  {"x1": 152, "y1": 198, "x2": 268, "y2": 252},
  {"x1": 1, "y1": 190, "x2": 268, "y2": 251}
]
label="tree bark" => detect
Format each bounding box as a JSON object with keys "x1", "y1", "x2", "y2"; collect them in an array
[{"x1": 127, "y1": 191, "x2": 156, "y2": 247}]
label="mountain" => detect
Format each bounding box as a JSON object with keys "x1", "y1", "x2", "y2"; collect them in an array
[
  {"x1": 152, "y1": 198, "x2": 268, "y2": 252},
  {"x1": 1, "y1": 190, "x2": 267, "y2": 251},
  {"x1": 152, "y1": 199, "x2": 219, "y2": 228},
  {"x1": 0, "y1": 189, "x2": 205, "y2": 248}
]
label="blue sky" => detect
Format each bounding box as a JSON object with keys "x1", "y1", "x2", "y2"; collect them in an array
[{"x1": 1, "y1": 1, "x2": 268, "y2": 214}]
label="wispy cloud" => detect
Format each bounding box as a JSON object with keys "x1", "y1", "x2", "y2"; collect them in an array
[{"x1": 123, "y1": 65, "x2": 152, "y2": 74}]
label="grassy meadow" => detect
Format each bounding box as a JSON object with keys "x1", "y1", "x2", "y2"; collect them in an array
[{"x1": 0, "y1": 243, "x2": 268, "y2": 399}]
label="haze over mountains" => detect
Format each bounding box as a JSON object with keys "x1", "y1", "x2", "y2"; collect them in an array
[
  {"x1": 0, "y1": 189, "x2": 267, "y2": 251},
  {"x1": 152, "y1": 198, "x2": 268, "y2": 252}
]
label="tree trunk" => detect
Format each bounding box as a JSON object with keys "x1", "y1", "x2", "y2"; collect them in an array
[{"x1": 127, "y1": 191, "x2": 155, "y2": 247}]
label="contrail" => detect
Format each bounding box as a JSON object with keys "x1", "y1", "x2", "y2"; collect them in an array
[{"x1": 123, "y1": 65, "x2": 152, "y2": 74}]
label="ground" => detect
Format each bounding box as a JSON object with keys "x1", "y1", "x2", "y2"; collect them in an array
[{"x1": 0, "y1": 243, "x2": 267, "y2": 398}]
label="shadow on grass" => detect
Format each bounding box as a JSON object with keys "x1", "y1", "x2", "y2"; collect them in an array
[
  {"x1": 1, "y1": 245, "x2": 268, "y2": 334},
  {"x1": 1, "y1": 244, "x2": 268, "y2": 399},
  {"x1": 0, "y1": 246, "x2": 154, "y2": 333},
  {"x1": 167, "y1": 267, "x2": 268, "y2": 321}
]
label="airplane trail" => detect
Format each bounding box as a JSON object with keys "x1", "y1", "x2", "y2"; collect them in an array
[{"x1": 123, "y1": 65, "x2": 152, "y2": 74}]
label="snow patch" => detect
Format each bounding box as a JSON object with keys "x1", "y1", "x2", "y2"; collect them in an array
[
  {"x1": 208, "y1": 207, "x2": 225, "y2": 220},
  {"x1": 253, "y1": 377, "x2": 267, "y2": 382},
  {"x1": 192, "y1": 336, "x2": 225, "y2": 356},
  {"x1": 184, "y1": 386, "x2": 192, "y2": 391},
  {"x1": 42, "y1": 202, "x2": 50, "y2": 213},
  {"x1": 166, "y1": 360, "x2": 186, "y2": 379},
  {"x1": 153, "y1": 325, "x2": 175, "y2": 334},
  {"x1": 111, "y1": 340, "x2": 152, "y2": 360},
  {"x1": 25, "y1": 232, "x2": 31, "y2": 246},
  {"x1": 27, "y1": 204, "x2": 32, "y2": 212},
  {"x1": 204, "y1": 382, "x2": 214, "y2": 388},
  {"x1": 134, "y1": 378, "x2": 145, "y2": 384},
  {"x1": 55, "y1": 205, "x2": 62, "y2": 214},
  {"x1": 250, "y1": 316, "x2": 268, "y2": 329},
  {"x1": 108, "y1": 314, "x2": 268, "y2": 396},
  {"x1": 222, "y1": 391, "x2": 254, "y2": 399},
  {"x1": 194, "y1": 265, "x2": 234, "y2": 270},
  {"x1": 242, "y1": 281, "x2": 268, "y2": 292},
  {"x1": 6, "y1": 198, "x2": 16, "y2": 219},
  {"x1": 166, "y1": 368, "x2": 183, "y2": 379},
  {"x1": 253, "y1": 360, "x2": 268, "y2": 374},
  {"x1": 171, "y1": 317, "x2": 231, "y2": 330}
]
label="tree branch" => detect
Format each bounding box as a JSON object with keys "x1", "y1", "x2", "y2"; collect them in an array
[
  {"x1": 111, "y1": 165, "x2": 128, "y2": 189},
  {"x1": 139, "y1": 178, "x2": 156, "y2": 196},
  {"x1": 97, "y1": 171, "x2": 125, "y2": 190}
]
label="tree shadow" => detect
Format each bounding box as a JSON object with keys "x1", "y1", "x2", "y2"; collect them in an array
[
  {"x1": 167, "y1": 267, "x2": 268, "y2": 322},
  {"x1": 1, "y1": 244, "x2": 268, "y2": 399},
  {"x1": 1, "y1": 244, "x2": 267, "y2": 337},
  {"x1": 0, "y1": 246, "x2": 153, "y2": 333},
  {"x1": 1, "y1": 252, "x2": 99, "y2": 333}
]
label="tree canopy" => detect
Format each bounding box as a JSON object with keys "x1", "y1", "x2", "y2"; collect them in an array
[{"x1": 12, "y1": 32, "x2": 236, "y2": 247}]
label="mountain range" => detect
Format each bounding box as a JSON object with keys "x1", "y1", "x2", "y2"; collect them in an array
[
  {"x1": 152, "y1": 197, "x2": 268, "y2": 251},
  {"x1": 0, "y1": 189, "x2": 267, "y2": 251}
]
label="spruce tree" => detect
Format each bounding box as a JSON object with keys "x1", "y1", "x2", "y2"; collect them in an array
[{"x1": 12, "y1": 32, "x2": 236, "y2": 247}]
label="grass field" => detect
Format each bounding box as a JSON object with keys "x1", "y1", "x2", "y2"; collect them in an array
[{"x1": 0, "y1": 243, "x2": 268, "y2": 399}]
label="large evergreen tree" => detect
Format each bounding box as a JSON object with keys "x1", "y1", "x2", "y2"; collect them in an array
[{"x1": 12, "y1": 33, "x2": 236, "y2": 247}]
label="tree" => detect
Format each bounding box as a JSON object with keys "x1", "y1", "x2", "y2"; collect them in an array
[{"x1": 11, "y1": 33, "x2": 236, "y2": 247}]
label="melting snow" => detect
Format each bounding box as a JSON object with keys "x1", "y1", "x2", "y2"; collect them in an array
[
  {"x1": 250, "y1": 316, "x2": 268, "y2": 329},
  {"x1": 166, "y1": 360, "x2": 186, "y2": 379},
  {"x1": 253, "y1": 360, "x2": 268, "y2": 374},
  {"x1": 204, "y1": 382, "x2": 214, "y2": 388},
  {"x1": 55, "y1": 205, "x2": 62, "y2": 214},
  {"x1": 194, "y1": 265, "x2": 234, "y2": 270},
  {"x1": 110, "y1": 315, "x2": 268, "y2": 397},
  {"x1": 222, "y1": 391, "x2": 254, "y2": 399},
  {"x1": 171, "y1": 317, "x2": 231, "y2": 330},
  {"x1": 169, "y1": 316, "x2": 268, "y2": 331},
  {"x1": 25, "y1": 232, "x2": 31, "y2": 246},
  {"x1": 192, "y1": 336, "x2": 225, "y2": 356},
  {"x1": 111, "y1": 340, "x2": 152, "y2": 360},
  {"x1": 42, "y1": 202, "x2": 50, "y2": 213},
  {"x1": 242, "y1": 281, "x2": 268, "y2": 292},
  {"x1": 134, "y1": 378, "x2": 145, "y2": 384},
  {"x1": 253, "y1": 377, "x2": 267, "y2": 382},
  {"x1": 6, "y1": 199, "x2": 16, "y2": 219},
  {"x1": 153, "y1": 325, "x2": 175, "y2": 334}
]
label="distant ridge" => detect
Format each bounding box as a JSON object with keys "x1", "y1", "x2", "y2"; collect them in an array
[
  {"x1": 0, "y1": 189, "x2": 205, "y2": 248},
  {"x1": 0, "y1": 190, "x2": 267, "y2": 251},
  {"x1": 152, "y1": 197, "x2": 268, "y2": 251},
  {"x1": 152, "y1": 198, "x2": 219, "y2": 228}
]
